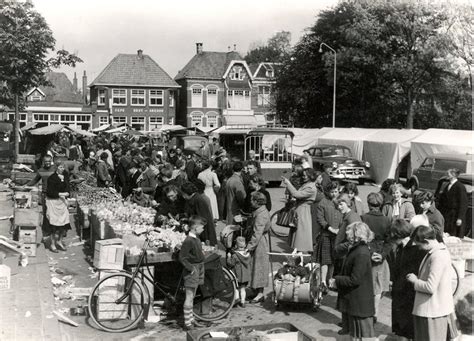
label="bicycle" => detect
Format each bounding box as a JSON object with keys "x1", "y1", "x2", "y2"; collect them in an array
[{"x1": 88, "y1": 229, "x2": 237, "y2": 333}]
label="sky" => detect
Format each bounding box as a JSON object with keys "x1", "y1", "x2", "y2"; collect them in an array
[{"x1": 33, "y1": 0, "x2": 339, "y2": 86}]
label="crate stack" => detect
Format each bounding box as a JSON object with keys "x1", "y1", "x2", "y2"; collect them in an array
[{"x1": 14, "y1": 190, "x2": 41, "y2": 257}]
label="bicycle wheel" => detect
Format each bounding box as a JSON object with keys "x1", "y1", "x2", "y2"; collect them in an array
[
  {"x1": 270, "y1": 210, "x2": 291, "y2": 237},
  {"x1": 88, "y1": 272, "x2": 149, "y2": 333},
  {"x1": 193, "y1": 267, "x2": 236, "y2": 322},
  {"x1": 451, "y1": 263, "x2": 460, "y2": 296}
]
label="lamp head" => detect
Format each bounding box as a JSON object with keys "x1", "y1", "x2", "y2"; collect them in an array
[{"x1": 319, "y1": 47, "x2": 323, "y2": 53}]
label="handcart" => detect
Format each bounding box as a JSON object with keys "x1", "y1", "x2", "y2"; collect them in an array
[{"x1": 267, "y1": 251, "x2": 322, "y2": 311}]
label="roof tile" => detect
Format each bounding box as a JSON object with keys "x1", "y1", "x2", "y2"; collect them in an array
[
  {"x1": 175, "y1": 51, "x2": 243, "y2": 80},
  {"x1": 91, "y1": 54, "x2": 179, "y2": 87}
]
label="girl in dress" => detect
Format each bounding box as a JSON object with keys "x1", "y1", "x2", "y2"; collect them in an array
[{"x1": 197, "y1": 160, "x2": 220, "y2": 220}]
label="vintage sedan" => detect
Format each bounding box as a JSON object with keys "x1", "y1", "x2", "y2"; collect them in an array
[{"x1": 306, "y1": 144, "x2": 372, "y2": 184}]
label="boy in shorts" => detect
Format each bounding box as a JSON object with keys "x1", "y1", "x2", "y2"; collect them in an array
[{"x1": 179, "y1": 215, "x2": 206, "y2": 330}]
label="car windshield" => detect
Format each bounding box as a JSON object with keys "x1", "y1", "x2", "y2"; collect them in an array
[{"x1": 322, "y1": 146, "x2": 352, "y2": 157}]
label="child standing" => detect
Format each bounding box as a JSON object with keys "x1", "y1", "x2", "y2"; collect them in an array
[
  {"x1": 179, "y1": 215, "x2": 206, "y2": 330},
  {"x1": 227, "y1": 236, "x2": 251, "y2": 307}
]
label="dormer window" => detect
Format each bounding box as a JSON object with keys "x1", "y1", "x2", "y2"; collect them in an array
[
  {"x1": 28, "y1": 89, "x2": 45, "y2": 102},
  {"x1": 230, "y1": 66, "x2": 244, "y2": 80},
  {"x1": 265, "y1": 69, "x2": 274, "y2": 78}
]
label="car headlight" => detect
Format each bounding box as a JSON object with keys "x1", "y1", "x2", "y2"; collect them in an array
[
  {"x1": 332, "y1": 161, "x2": 338, "y2": 169},
  {"x1": 365, "y1": 161, "x2": 371, "y2": 168}
]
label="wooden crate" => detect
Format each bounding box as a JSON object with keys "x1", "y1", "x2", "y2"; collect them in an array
[
  {"x1": 18, "y1": 226, "x2": 37, "y2": 244},
  {"x1": 14, "y1": 208, "x2": 40, "y2": 227},
  {"x1": 20, "y1": 243, "x2": 37, "y2": 257}
]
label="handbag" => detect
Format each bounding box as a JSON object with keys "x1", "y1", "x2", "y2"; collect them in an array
[{"x1": 276, "y1": 205, "x2": 298, "y2": 228}]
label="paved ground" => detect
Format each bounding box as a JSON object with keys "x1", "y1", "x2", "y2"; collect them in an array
[{"x1": 2, "y1": 184, "x2": 473, "y2": 340}]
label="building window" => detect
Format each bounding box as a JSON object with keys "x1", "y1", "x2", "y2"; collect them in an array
[
  {"x1": 168, "y1": 92, "x2": 174, "y2": 107},
  {"x1": 258, "y1": 86, "x2": 271, "y2": 106},
  {"x1": 149, "y1": 116, "x2": 164, "y2": 130},
  {"x1": 168, "y1": 117, "x2": 174, "y2": 125},
  {"x1": 190, "y1": 112, "x2": 203, "y2": 127},
  {"x1": 29, "y1": 95, "x2": 43, "y2": 101},
  {"x1": 99, "y1": 116, "x2": 109, "y2": 125},
  {"x1": 76, "y1": 115, "x2": 91, "y2": 122},
  {"x1": 207, "y1": 114, "x2": 218, "y2": 128},
  {"x1": 149, "y1": 90, "x2": 163, "y2": 106},
  {"x1": 227, "y1": 90, "x2": 251, "y2": 109},
  {"x1": 33, "y1": 114, "x2": 49, "y2": 122},
  {"x1": 131, "y1": 89, "x2": 145, "y2": 106},
  {"x1": 265, "y1": 67, "x2": 274, "y2": 78},
  {"x1": 112, "y1": 116, "x2": 127, "y2": 124},
  {"x1": 131, "y1": 116, "x2": 145, "y2": 130},
  {"x1": 98, "y1": 89, "x2": 106, "y2": 105},
  {"x1": 230, "y1": 66, "x2": 244, "y2": 80},
  {"x1": 206, "y1": 86, "x2": 218, "y2": 108},
  {"x1": 191, "y1": 86, "x2": 203, "y2": 107},
  {"x1": 112, "y1": 89, "x2": 127, "y2": 105}
]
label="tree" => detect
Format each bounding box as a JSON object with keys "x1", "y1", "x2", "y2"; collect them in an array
[
  {"x1": 245, "y1": 31, "x2": 292, "y2": 64},
  {"x1": 0, "y1": 0, "x2": 82, "y2": 156},
  {"x1": 276, "y1": 1, "x2": 471, "y2": 129}
]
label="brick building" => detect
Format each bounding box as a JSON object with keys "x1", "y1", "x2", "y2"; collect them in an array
[
  {"x1": 5, "y1": 71, "x2": 92, "y2": 129},
  {"x1": 248, "y1": 62, "x2": 280, "y2": 126},
  {"x1": 175, "y1": 43, "x2": 268, "y2": 129},
  {"x1": 89, "y1": 50, "x2": 180, "y2": 130}
]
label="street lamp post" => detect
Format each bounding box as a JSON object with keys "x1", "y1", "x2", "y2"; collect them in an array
[{"x1": 319, "y1": 42, "x2": 336, "y2": 128}]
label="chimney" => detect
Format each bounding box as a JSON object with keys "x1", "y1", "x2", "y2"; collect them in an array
[
  {"x1": 73, "y1": 72, "x2": 78, "y2": 91},
  {"x1": 82, "y1": 71, "x2": 87, "y2": 104},
  {"x1": 233, "y1": 44, "x2": 236, "y2": 51},
  {"x1": 196, "y1": 43, "x2": 203, "y2": 54},
  {"x1": 137, "y1": 49, "x2": 143, "y2": 59}
]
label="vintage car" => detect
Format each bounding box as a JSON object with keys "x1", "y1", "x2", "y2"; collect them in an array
[
  {"x1": 409, "y1": 153, "x2": 473, "y2": 193},
  {"x1": 306, "y1": 144, "x2": 372, "y2": 184}
]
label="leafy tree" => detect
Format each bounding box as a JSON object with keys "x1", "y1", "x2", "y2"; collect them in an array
[
  {"x1": 0, "y1": 0, "x2": 82, "y2": 155},
  {"x1": 276, "y1": 1, "x2": 471, "y2": 129},
  {"x1": 245, "y1": 31, "x2": 292, "y2": 64}
]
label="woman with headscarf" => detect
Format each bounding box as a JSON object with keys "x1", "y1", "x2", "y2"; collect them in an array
[
  {"x1": 281, "y1": 168, "x2": 317, "y2": 252},
  {"x1": 245, "y1": 191, "x2": 270, "y2": 304},
  {"x1": 361, "y1": 192, "x2": 392, "y2": 323},
  {"x1": 45, "y1": 161, "x2": 71, "y2": 252}
]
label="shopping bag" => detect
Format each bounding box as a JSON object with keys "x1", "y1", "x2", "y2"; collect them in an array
[{"x1": 276, "y1": 206, "x2": 298, "y2": 228}]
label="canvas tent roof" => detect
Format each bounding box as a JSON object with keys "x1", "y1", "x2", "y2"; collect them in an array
[
  {"x1": 289, "y1": 128, "x2": 333, "y2": 156},
  {"x1": 410, "y1": 129, "x2": 474, "y2": 170},
  {"x1": 362, "y1": 129, "x2": 424, "y2": 184},
  {"x1": 28, "y1": 124, "x2": 65, "y2": 135},
  {"x1": 317, "y1": 128, "x2": 380, "y2": 160}
]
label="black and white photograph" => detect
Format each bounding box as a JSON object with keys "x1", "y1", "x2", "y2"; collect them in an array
[{"x1": 0, "y1": 0, "x2": 472, "y2": 340}]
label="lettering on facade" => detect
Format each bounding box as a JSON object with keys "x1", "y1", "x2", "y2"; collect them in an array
[{"x1": 114, "y1": 108, "x2": 125, "y2": 113}]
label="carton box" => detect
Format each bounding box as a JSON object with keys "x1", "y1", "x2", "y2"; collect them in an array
[
  {"x1": 14, "y1": 208, "x2": 40, "y2": 226},
  {"x1": 0, "y1": 264, "x2": 11, "y2": 290},
  {"x1": 21, "y1": 243, "x2": 37, "y2": 257},
  {"x1": 18, "y1": 226, "x2": 37, "y2": 244},
  {"x1": 94, "y1": 239, "x2": 124, "y2": 270}
]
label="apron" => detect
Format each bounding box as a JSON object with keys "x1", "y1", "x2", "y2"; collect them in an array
[{"x1": 46, "y1": 198, "x2": 70, "y2": 226}]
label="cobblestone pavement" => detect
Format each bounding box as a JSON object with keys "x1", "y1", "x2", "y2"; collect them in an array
[{"x1": 2, "y1": 186, "x2": 473, "y2": 340}]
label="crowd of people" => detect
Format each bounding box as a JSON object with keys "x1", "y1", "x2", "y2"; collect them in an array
[{"x1": 25, "y1": 131, "x2": 471, "y2": 338}]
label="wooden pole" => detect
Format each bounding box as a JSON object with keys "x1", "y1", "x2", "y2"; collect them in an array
[{"x1": 14, "y1": 94, "x2": 19, "y2": 161}]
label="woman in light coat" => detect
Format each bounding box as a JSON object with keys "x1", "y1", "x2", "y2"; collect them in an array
[
  {"x1": 245, "y1": 191, "x2": 270, "y2": 303},
  {"x1": 197, "y1": 160, "x2": 220, "y2": 220},
  {"x1": 407, "y1": 225, "x2": 457, "y2": 341},
  {"x1": 282, "y1": 168, "x2": 317, "y2": 252}
]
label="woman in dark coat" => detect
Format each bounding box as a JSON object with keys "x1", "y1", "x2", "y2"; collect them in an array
[
  {"x1": 390, "y1": 219, "x2": 427, "y2": 340},
  {"x1": 181, "y1": 181, "x2": 217, "y2": 246},
  {"x1": 313, "y1": 181, "x2": 343, "y2": 293},
  {"x1": 45, "y1": 162, "x2": 71, "y2": 253},
  {"x1": 416, "y1": 191, "x2": 445, "y2": 241},
  {"x1": 244, "y1": 174, "x2": 271, "y2": 212},
  {"x1": 334, "y1": 221, "x2": 376, "y2": 340},
  {"x1": 154, "y1": 184, "x2": 185, "y2": 226},
  {"x1": 310, "y1": 171, "x2": 326, "y2": 241},
  {"x1": 361, "y1": 192, "x2": 392, "y2": 322}
]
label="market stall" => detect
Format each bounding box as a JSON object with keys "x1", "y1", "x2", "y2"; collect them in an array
[
  {"x1": 317, "y1": 128, "x2": 380, "y2": 160},
  {"x1": 362, "y1": 129, "x2": 424, "y2": 184},
  {"x1": 410, "y1": 128, "x2": 474, "y2": 170},
  {"x1": 289, "y1": 127, "x2": 333, "y2": 156}
]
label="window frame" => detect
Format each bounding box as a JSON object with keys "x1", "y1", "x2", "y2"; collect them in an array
[
  {"x1": 99, "y1": 116, "x2": 109, "y2": 125},
  {"x1": 206, "y1": 86, "x2": 218, "y2": 108},
  {"x1": 190, "y1": 112, "x2": 203, "y2": 127},
  {"x1": 149, "y1": 90, "x2": 164, "y2": 106},
  {"x1": 191, "y1": 85, "x2": 204, "y2": 108},
  {"x1": 112, "y1": 89, "x2": 127, "y2": 106},
  {"x1": 98, "y1": 89, "x2": 106, "y2": 106},
  {"x1": 131, "y1": 89, "x2": 145, "y2": 106}
]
